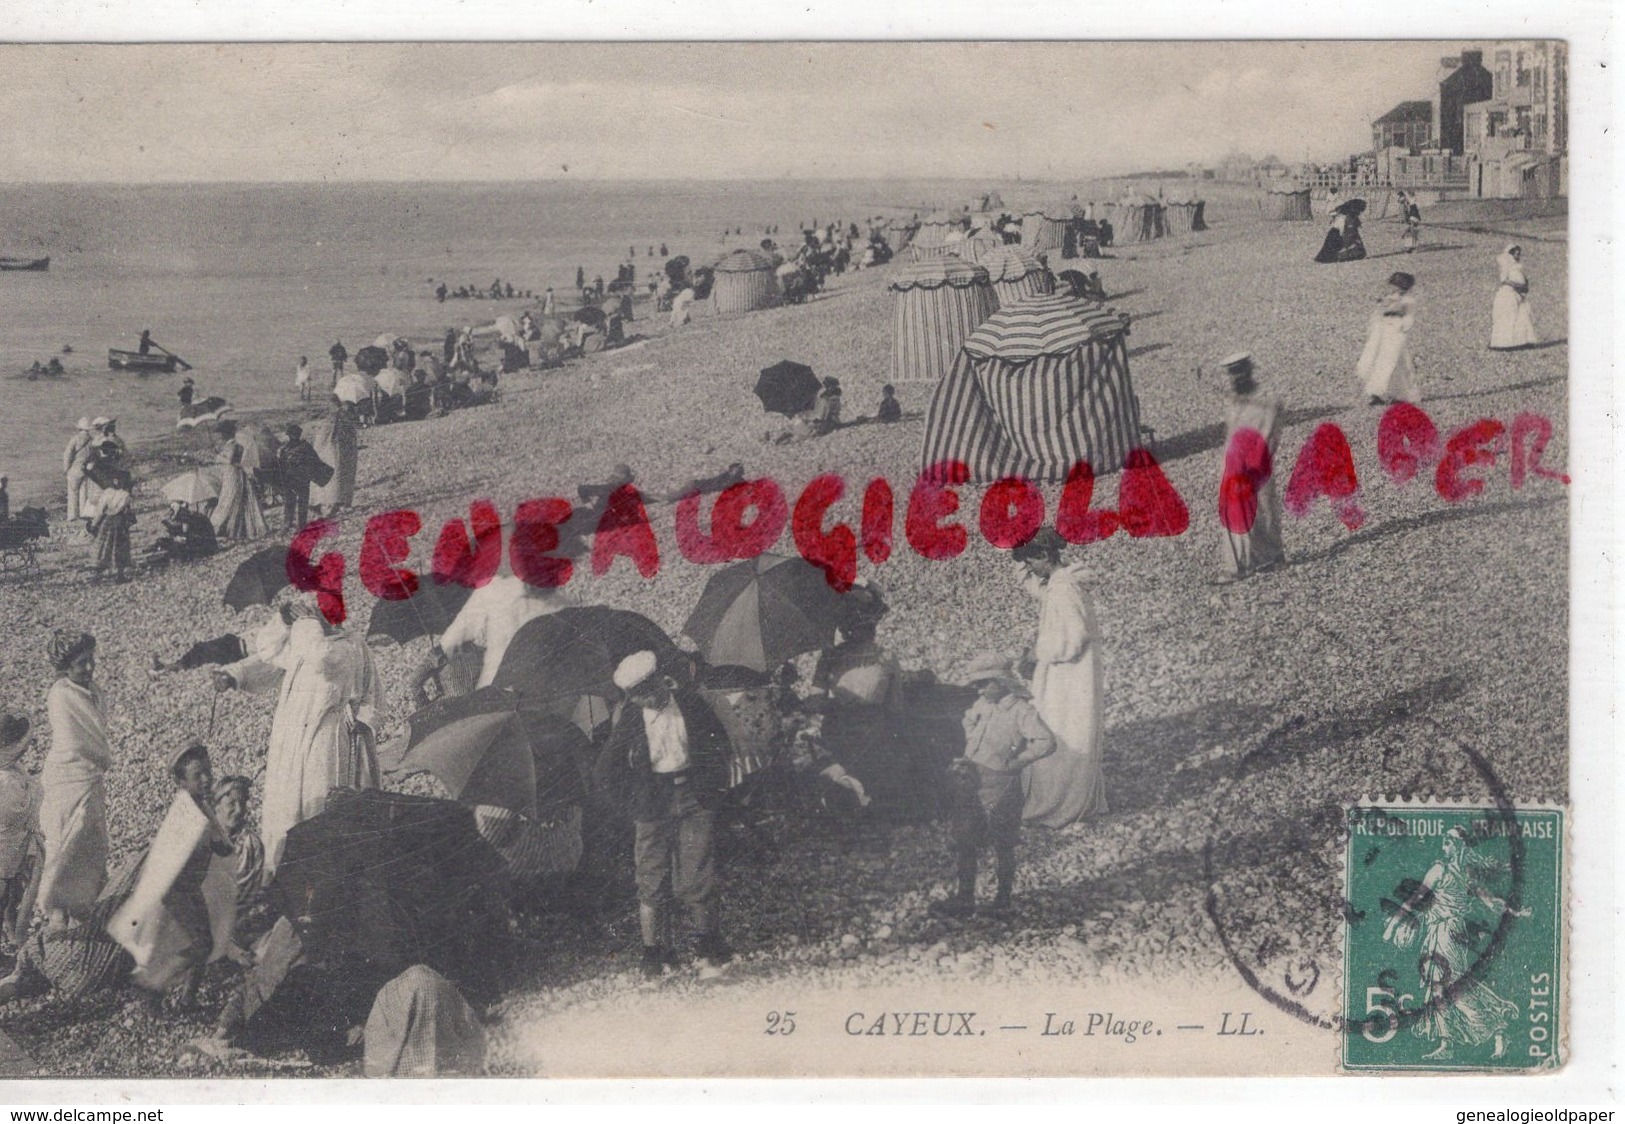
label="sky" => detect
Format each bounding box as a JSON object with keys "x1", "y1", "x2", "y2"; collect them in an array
[{"x1": 0, "y1": 42, "x2": 1460, "y2": 182}]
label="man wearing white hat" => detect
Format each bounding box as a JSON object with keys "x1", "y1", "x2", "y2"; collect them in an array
[
  {"x1": 62, "y1": 418, "x2": 95, "y2": 522},
  {"x1": 594, "y1": 650, "x2": 734, "y2": 978},
  {"x1": 930, "y1": 655, "x2": 1055, "y2": 920}
]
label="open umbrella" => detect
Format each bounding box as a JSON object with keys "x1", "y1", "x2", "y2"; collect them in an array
[
  {"x1": 386, "y1": 687, "x2": 540, "y2": 818},
  {"x1": 223, "y1": 545, "x2": 292, "y2": 610},
  {"x1": 386, "y1": 685, "x2": 589, "y2": 813},
  {"x1": 683, "y1": 552, "x2": 843, "y2": 673},
  {"x1": 353, "y1": 346, "x2": 390, "y2": 376},
  {"x1": 572, "y1": 306, "x2": 607, "y2": 330},
  {"x1": 333, "y1": 372, "x2": 377, "y2": 405},
  {"x1": 754, "y1": 360, "x2": 820, "y2": 417},
  {"x1": 365, "y1": 578, "x2": 475, "y2": 646},
  {"x1": 267, "y1": 788, "x2": 508, "y2": 1004},
  {"x1": 161, "y1": 469, "x2": 220, "y2": 507},
  {"x1": 490, "y1": 606, "x2": 681, "y2": 716},
  {"x1": 1334, "y1": 198, "x2": 1367, "y2": 217}
]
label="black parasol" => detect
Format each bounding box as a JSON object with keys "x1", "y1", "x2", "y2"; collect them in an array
[
  {"x1": 223, "y1": 545, "x2": 292, "y2": 610},
  {"x1": 268, "y1": 788, "x2": 509, "y2": 1004},
  {"x1": 754, "y1": 360, "x2": 820, "y2": 417},
  {"x1": 1334, "y1": 198, "x2": 1367, "y2": 217},
  {"x1": 353, "y1": 346, "x2": 390, "y2": 376},
  {"x1": 365, "y1": 578, "x2": 476, "y2": 646},
  {"x1": 490, "y1": 606, "x2": 681, "y2": 716}
]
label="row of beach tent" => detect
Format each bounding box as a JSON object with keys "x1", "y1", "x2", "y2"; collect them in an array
[{"x1": 903, "y1": 196, "x2": 1208, "y2": 260}]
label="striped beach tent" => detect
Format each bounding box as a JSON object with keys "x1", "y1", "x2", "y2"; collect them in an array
[
  {"x1": 1018, "y1": 203, "x2": 1080, "y2": 257},
  {"x1": 1163, "y1": 196, "x2": 1208, "y2": 234},
  {"x1": 907, "y1": 213, "x2": 961, "y2": 261},
  {"x1": 888, "y1": 256, "x2": 998, "y2": 385},
  {"x1": 1262, "y1": 187, "x2": 1313, "y2": 221},
  {"x1": 712, "y1": 248, "x2": 779, "y2": 314},
  {"x1": 972, "y1": 243, "x2": 1054, "y2": 307},
  {"x1": 920, "y1": 293, "x2": 1141, "y2": 483},
  {"x1": 953, "y1": 226, "x2": 1004, "y2": 259},
  {"x1": 1113, "y1": 196, "x2": 1166, "y2": 243}
]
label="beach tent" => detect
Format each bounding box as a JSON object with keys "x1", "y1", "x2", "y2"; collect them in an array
[
  {"x1": 711, "y1": 249, "x2": 780, "y2": 314},
  {"x1": 1112, "y1": 196, "x2": 1167, "y2": 243},
  {"x1": 906, "y1": 216, "x2": 954, "y2": 261},
  {"x1": 1262, "y1": 187, "x2": 1313, "y2": 221},
  {"x1": 888, "y1": 256, "x2": 999, "y2": 385},
  {"x1": 1018, "y1": 203, "x2": 1081, "y2": 257},
  {"x1": 920, "y1": 293, "x2": 1142, "y2": 483},
  {"x1": 1162, "y1": 195, "x2": 1208, "y2": 234},
  {"x1": 954, "y1": 227, "x2": 1004, "y2": 259},
  {"x1": 972, "y1": 243, "x2": 1054, "y2": 307}
]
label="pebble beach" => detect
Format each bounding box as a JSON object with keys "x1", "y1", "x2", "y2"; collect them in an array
[{"x1": 0, "y1": 185, "x2": 1570, "y2": 1076}]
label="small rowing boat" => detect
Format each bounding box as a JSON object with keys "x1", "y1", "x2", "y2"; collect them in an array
[
  {"x1": 0, "y1": 256, "x2": 49, "y2": 272},
  {"x1": 108, "y1": 349, "x2": 179, "y2": 373}
]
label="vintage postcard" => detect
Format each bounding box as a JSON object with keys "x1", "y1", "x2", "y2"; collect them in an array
[{"x1": 0, "y1": 37, "x2": 1592, "y2": 1088}]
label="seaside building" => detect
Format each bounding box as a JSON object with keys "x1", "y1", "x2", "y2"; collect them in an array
[
  {"x1": 1435, "y1": 50, "x2": 1495, "y2": 154},
  {"x1": 1371, "y1": 100, "x2": 1434, "y2": 155},
  {"x1": 1358, "y1": 42, "x2": 1565, "y2": 199},
  {"x1": 1460, "y1": 41, "x2": 1568, "y2": 198}
]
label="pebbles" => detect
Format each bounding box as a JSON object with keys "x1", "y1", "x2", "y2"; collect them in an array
[{"x1": 0, "y1": 193, "x2": 1569, "y2": 1077}]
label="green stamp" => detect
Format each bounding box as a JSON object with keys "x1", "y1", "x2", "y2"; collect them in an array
[{"x1": 1342, "y1": 805, "x2": 1562, "y2": 1072}]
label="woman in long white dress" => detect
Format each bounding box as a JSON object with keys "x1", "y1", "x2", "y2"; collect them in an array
[
  {"x1": 214, "y1": 602, "x2": 383, "y2": 872},
  {"x1": 308, "y1": 405, "x2": 359, "y2": 517},
  {"x1": 37, "y1": 631, "x2": 112, "y2": 929},
  {"x1": 1489, "y1": 244, "x2": 1539, "y2": 350},
  {"x1": 1357, "y1": 271, "x2": 1420, "y2": 405},
  {"x1": 1013, "y1": 531, "x2": 1107, "y2": 827},
  {"x1": 211, "y1": 427, "x2": 268, "y2": 541}
]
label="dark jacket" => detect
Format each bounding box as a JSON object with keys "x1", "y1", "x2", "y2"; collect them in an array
[{"x1": 593, "y1": 689, "x2": 731, "y2": 821}]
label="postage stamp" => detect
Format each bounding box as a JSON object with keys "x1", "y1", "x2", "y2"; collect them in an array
[
  {"x1": 1341, "y1": 804, "x2": 1563, "y2": 1072},
  {"x1": 0, "y1": 34, "x2": 1594, "y2": 1092}
]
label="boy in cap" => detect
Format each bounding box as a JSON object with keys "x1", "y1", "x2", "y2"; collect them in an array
[
  {"x1": 0, "y1": 716, "x2": 41, "y2": 950},
  {"x1": 594, "y1": 650, "x2": 735, "y2": 978},
  {"x1": 930, "y1": 655, "x2": 1056, "y2": 920}
]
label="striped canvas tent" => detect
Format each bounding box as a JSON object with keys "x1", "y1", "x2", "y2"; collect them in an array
[
  {"x1": 1163, "y1": 198, "x2": 1208, "y2": 234},
  {"x1": 907, "y1": 213, "x2": 961, "y2": 260},
  {"x1": 920, "y1": 293, "x2": 1142, "y2": 483},
  {"x1": 1262, "y1": 187, "x2": 1313, "y2": 221},
  {"x1": 953, "y1": 227, "x2": 1004, "y2": 259},
  {"x1": 888, "y1": 256, "x2": 998, "y2": 385},
  {"x1": 711, "y1": 249, "x2": 779, "y2": 314},
  {"x1": 1113, "y1": 197, "x2": 1166, "y2": 243},
  {"x1": 1018, "y1": 203, "x2": 1081, "y2": 257},
  {"x1": 972, "y1": 243, "x2": 1054, "y2": 307}
]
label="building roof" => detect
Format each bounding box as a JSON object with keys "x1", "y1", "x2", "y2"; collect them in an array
[{"x1": 1374, "y1": 100, "x2": 1434, "y2": 126}]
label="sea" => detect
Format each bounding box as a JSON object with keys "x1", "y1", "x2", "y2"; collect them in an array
[{"x1": 0, "y1": 178, "x2": 1010, "y2": 505}]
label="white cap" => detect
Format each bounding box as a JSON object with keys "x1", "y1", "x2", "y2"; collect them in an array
[
  {"x1": 613, "y1": 650, "x2": 659, "y2": 692},
  {"x1": 91, "y1": 416, "x2": 112, "y2": 428},
  {"x1": 1218, "y1": 352, "x2": 1253, "y2": 371}
]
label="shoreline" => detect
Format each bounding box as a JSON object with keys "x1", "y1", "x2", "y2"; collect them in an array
[{"x1": 0, "y1": 202, "x2": 1572, "y2": 1076}]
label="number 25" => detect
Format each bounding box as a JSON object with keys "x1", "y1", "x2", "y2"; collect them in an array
[{"x1": 765, "y1": 1011, "x2": 797, "y2": 1036}]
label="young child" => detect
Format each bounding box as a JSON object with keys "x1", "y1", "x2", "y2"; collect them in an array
[
  {"x1": 212, "y1": 775, "x2": 270, "y2": 949},
  {"x1": 930, "y1": 655, "x2": 1055, "y2": 920},
  {"x1": 876, "y1": 384, "x2": 902, "y2": 424},
  {"x1": 0, "y1": 715, "x2": 41, "y2": 952},
  {"x1": 88, "y1": 470, "x2": 136, "y2": 583},
  {"x1": 164, "y1": 744, "x2": 237, "y2": 1008},
  {"x1": 810, "y1": 376, "x2": 843, "y2": 435}
]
